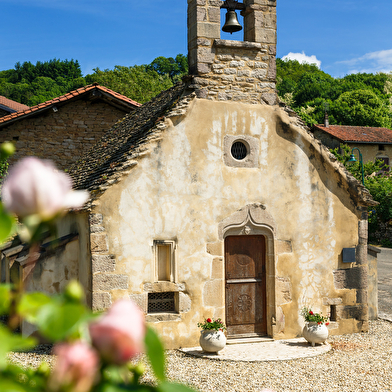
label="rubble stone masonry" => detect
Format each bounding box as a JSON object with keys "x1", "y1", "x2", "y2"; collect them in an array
[
  {"x1": 187, "y1": 0, "x2": 277, "y2": 105},
  {"x1": 0, "y1": 99, "x2": 128, "y2": 170}
]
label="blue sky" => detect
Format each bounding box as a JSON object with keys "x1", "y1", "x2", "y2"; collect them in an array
[{"x1": 1, "y1": 0, "x2": 392, "y2": 78}]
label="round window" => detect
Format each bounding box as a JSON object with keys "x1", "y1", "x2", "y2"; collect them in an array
[{"x1": 231, "y1": 141, "x2": 248, "y2": 160}]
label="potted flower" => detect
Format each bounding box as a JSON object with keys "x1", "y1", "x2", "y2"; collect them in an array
[
  {"x1": 197, "y1": 318, "x2": 227, "y2": 353},
  {"x1": 301, "y1": 307, "x2": 330, "y2": 347}
]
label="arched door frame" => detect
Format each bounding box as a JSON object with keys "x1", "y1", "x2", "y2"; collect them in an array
[{"x1": 218, "y1": 204, "x2": 276, "y2": 337}]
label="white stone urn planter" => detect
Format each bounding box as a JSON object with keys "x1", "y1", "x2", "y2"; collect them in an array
[
  {"x1": 199, "y1": 330, "x2": 226, "y2": 353},
  {"x1": 303, "y1": 322, "x2": 329, "y2": 347}
]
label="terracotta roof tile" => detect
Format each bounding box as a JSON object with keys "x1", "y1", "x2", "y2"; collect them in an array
[
  {"x1": 0, "y1": 84, "x2": 141, "y2": 126},
  {"x1": 313, "y1": 124, "x2": 392, "y2": 144},
  {"x1": 0, "y1": 96, "x2": 29, "y2": 113}
]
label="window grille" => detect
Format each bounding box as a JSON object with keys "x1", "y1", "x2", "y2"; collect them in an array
[
  {"x1": 148, "y1": 292, "x2": 176, "y2": 313},
  {"x1": 231, "y1": 141, "x2": 247, "y2": 160}
]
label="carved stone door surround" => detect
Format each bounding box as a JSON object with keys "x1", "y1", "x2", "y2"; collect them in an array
[{"x1": 218, "y1": 203, "x2": 276, "y2": 338}]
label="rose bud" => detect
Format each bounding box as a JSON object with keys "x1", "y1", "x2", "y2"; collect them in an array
[
  {"x1": 89, "y1": 299, "x2": 146, "y2": 365},
  {"x1": 207, "y1": 318, "x2": 212, "y2": 323},
  {"x1": 0, "y1": 141, "x2": 15, "y2": 160},
  {"x1": 1, "y1": 157, "x2": 88, "y2": 220},
  {"x1": 49, "y1": 341, "x2": 99, "y2": 392}
]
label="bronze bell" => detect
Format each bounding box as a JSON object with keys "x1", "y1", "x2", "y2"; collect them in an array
[{"x1": 222, "y1": 10, "x2": 242, "y2": 34}]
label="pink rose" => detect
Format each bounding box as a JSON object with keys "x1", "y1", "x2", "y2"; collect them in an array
[
  {"x1": 89, "y1": 299, "x2": 146, "y2": 365},
  {"x1": 50, "y1": 341, "x2": 99, "y2": 392},
  {"x1": 1, "y1": 157, "x2": 88, "y2": 220}
]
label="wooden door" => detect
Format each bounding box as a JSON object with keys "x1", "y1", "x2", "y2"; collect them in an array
[{"x1": 225, "y1": 235, "x2": 267, "y2": 337}]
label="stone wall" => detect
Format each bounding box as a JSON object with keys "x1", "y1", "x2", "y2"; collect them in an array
[
  {"x1": 312, "y1": 129, "x2": 340, "y2": 151},
  {"x1": 312, "y1": 130, "x2": 392, "y2": 165},
  {"x1": 187, "y1": 0, "x2": 277, "y2": 104},
  {"x1": 0, "y1": 99, "x2": 128, "y2": 170},
  {"x1": 89, "y1": 213, "x2": 128, "y2": 311},
  {"x1": 90, "y1": 212, "x2": 192, "y2": 320}
]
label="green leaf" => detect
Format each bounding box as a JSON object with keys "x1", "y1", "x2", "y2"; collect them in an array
[
  {"x1": 17, "y1": 292, "x2": 52, "y2": 324},
  {"x1": 35, "y1": 302, "x2": 87, "y2": 341},
  {"x1": 0, "y1": 285, "x2": 12, "y2": 315},
  {"x1": 0, "y1": 204, "x2": 16, "y2": 245},
  {"x1": 0, "y1": 324, "x2": 36, "y2": 369},
  {"x1": 0, "y1": 378, "x2": 27, "y2": 392},
  {"x1": 144, "y1": 326, "x2": 166, "y2": 382},
  {"x1": 158, "y1": 382, "x2": 198, "y2": 392},
  {"x1": 96, "y1": 383, "x2": 155, "y2": 392}
]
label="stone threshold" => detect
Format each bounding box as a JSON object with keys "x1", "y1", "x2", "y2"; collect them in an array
[{"x1": 227, "y1": 336, "x2": 274, "y2": 345}]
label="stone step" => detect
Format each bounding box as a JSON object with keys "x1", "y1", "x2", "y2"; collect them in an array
[{"x1": 227, "y1": 337, "x2": 274, "y2": 345}]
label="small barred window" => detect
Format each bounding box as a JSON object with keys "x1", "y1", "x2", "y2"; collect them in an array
[{"x1": 148, "y1": 292, "x2": 175, "y2": 313}]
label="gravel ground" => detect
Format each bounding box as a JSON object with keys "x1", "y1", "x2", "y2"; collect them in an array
[{"x1": 8, "y1": 319, "x2": 392, "y2": 392}]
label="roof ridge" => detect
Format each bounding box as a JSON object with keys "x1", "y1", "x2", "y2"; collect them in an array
[
  {"x1": 313, "y1": 123, "x2": 392, "y2": 143},
  {"x1": 0, "y1": 84, "x2": 140, "y2": 126},
  {"x1": 0, "y1": 96, "x2": 29, "y2": 112}
]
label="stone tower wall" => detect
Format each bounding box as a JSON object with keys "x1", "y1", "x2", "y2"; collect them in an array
[{"x1": 187, "y1": 0, "x2": 277, "y2": 105}]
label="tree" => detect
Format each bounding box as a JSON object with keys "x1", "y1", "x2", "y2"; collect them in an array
[
  {"x1": 331, "y1": 89, "x2": 392, "y2": 128},
  {"x1": 0, "y1": 59, "x2": 85, "y2": 106},
  {"x1": 276, "y1": 59, "x2": 392, "y2": 127},
  {"x1": 86, "y1": 65, "x2": 173, "y2": 104},
  {"x1": 331, "y1": 144, "x2": 392, "y2": 247},
  {"x1": 147, "y1": 54, "x2": 188, "y2": 82}
]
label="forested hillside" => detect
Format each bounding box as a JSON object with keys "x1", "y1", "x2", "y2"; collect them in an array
[
  {"x1": 276, "y1": 58, "x2": 392, "y2": 128},
  {"x1": 0, "y1": 56, "x2": 187, "y2": 106},
  {"x1": 1, "y1": 56, "x2": 391, "y2": 129},
  {"x1": 0, "y1": 59, "x2": 86, "y2": 106}
]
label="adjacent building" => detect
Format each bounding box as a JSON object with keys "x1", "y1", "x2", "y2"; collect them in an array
[
  {"x1": 0, "y1": 96, "x2": 29, "y2": 118},
  {"x1": 312, "y1": 123, "x2": 392, "y2": 168},
  {"x1": 0, "y1": 84, "x2": 140, "y2": 170}
]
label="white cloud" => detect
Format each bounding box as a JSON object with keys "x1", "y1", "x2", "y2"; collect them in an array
[
  {"x1": 338, "y1": 49, "x2": 392, "y2": 74},
  {"x1": 282, "y1": 52, "x2": 321, "y2": 68}
]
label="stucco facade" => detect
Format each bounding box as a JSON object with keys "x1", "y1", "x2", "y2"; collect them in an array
[{"x1": 78, "y1": 98, "x2": 374, "y2": 348}]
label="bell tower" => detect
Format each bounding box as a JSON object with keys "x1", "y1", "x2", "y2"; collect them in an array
[{"x1": 187, "y1": 0, "x2": 277, "y2": 105}]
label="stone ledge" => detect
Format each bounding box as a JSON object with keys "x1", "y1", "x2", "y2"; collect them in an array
[
  {"x1": 146, "y1": 313, "x2": 181, "y2": 322},
  {"x1": 143, "y1": 282, "x2": 186, "y2": 292},
  {"x1": 214, "y1": 39, "x2": 263, "y2": 50}
]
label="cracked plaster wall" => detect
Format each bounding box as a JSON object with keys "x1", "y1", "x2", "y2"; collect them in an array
[{"x1": 89, "y1": 99, "x2": 366, "y2": 349}]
